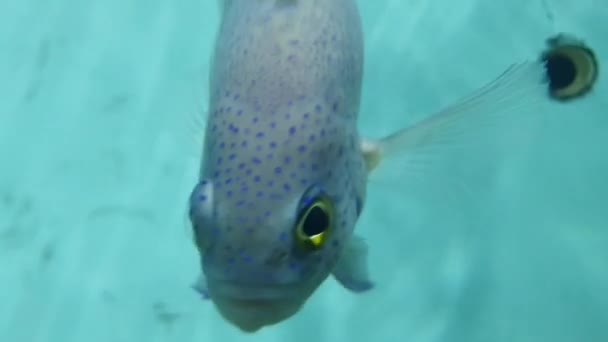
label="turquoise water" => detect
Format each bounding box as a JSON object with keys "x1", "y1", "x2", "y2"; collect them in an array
[{"x1": 1, "y1": 0, "x2": 606, "y2": 341}]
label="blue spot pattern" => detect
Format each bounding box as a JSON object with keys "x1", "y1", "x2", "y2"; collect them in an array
[{"x1": 189, "y1": 0, "x2": 367, "y2": 287}]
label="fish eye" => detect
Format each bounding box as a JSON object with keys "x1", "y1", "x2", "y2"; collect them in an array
[
  {"x1": 541, "y1": 33, "x2": 598, "y2": 101},
  {"x1": 294, "y1": 193, "x2": 334, "y2": 250}
]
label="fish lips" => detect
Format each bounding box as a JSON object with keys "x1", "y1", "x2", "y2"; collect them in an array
[{"x1": 208, "y1": 281, "x2": 306, "y2": 332}]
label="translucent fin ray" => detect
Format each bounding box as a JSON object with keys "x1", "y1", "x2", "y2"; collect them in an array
[
  {"x1": 379, "y1": 61, "x2": 548, "y2": 158},
  {"x1": 366, "y1": 60, "x2": 549, "y2": 201}
]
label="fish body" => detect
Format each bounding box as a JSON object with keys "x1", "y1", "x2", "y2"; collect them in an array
[
  {"x1": 189, "y1": 0, "x2": 548, "y2": 333},
  {"x1": 190, "y1": 0, "x2": 368, "y2": 332}
]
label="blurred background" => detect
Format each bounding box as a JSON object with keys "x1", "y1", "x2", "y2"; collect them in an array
[{"x1": 0, "y1": 0, "x2": 606, "y2": 341}]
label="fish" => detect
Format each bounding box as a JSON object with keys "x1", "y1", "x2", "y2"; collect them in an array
[{"x1": 187, "y1": 0, "x2": 548, "y2": 333}]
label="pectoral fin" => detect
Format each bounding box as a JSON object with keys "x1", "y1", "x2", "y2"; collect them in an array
[
  {"x1": 361, "y1": 138, "x2": 382, "y2": 173},
  {"x1": 332, "y1": 235, "x2": 374, "y2": 293},
  {"x1": 362, "y1": 60, "x2": 548, "y2": 179}
]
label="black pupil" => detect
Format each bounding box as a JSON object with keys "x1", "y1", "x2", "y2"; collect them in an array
[
  {"x1": 303, "y1": 205, "x2": 328, "y2": 237},
  {"x1": 545, "y1": 53, "x2": 576, "y2": 91}
]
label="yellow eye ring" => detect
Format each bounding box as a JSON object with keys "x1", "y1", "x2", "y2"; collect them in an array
[{"x1": 294, "y1": 195, "x2": 334, "y2": 250}]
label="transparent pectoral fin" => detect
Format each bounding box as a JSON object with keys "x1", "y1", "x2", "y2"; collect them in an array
[
  {"x1": 366, "y1": 60, "x2": 549, "y2": 192},
  {"x1": 361, "y1": 138, "x2": 382, "y2": 173},
  {"x1": 161, "y1": 81, "x2": 206, "y2": 163},
  {"x1": 332, "y1": 235, "x2": 374, "y2": 293}
]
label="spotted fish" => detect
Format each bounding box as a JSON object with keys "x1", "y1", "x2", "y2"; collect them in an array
[{"x1": 188, "y1": 0, "x2": 547, "y2": 333}]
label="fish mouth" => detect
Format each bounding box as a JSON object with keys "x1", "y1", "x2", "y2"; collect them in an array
[
  {"x1": 211, "y1": 283, "x2": 298, "y2": 310},
  {"x1": 208, "y1": 281, "x2": 305, "y2": 332},
  {"x1": 215, "y1": 295, "x2": 302, "y2": 333},
  {"x1": 209, "y1": 277, "x2": 302, "y2": 299},
  {"x1": 222, "y1": 296, "x2": 291, "y2": 311}
]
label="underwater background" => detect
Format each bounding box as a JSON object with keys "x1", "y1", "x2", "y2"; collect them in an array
[{"x1": 1, "y1": 0, "x2": 606, "y2": 341}]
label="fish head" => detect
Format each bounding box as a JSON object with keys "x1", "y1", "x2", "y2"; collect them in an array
[{"x1": 188, "y1": 122, "x2": 365, "y2": 331}]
